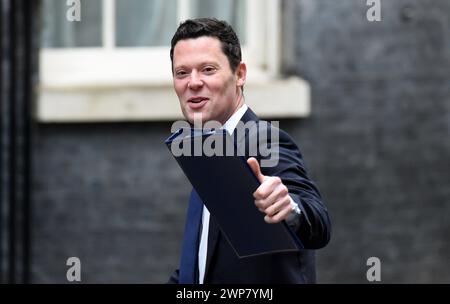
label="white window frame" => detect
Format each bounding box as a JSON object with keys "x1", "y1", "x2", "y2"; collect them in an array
[
  {"x1": 41, "y1": 0, "x2": 277, "y2": 87},
  {"x1": 38, "y1": 0, "x2": 311, "y2": 122}
]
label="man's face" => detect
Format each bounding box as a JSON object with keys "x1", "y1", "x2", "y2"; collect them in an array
[{"x1": 172, "y1": 36, "x2": 246, "y2": 125}]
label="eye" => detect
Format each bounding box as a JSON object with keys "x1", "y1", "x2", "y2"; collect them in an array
[
  {"x1": 175, "y1": 70, "x2": 188, "y2": 78},
  {"x1": 203, "y1": 66, "x2": 217, "y2": 74}
]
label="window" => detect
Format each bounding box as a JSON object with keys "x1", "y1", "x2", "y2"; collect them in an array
[{"x1": 38, "y1": 0, "x2": 310, "y2": 122}]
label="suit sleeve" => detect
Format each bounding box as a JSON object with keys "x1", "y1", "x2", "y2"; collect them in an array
[{"x1": 253, "y1": 126, "x2": 331, "y2": 249}]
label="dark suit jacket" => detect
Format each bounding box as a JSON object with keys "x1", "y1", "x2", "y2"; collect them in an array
[{"x1": 169, "y1": 108, "x2": 331, "y2": 284}]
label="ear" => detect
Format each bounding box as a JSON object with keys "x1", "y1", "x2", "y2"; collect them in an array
[{"x1": 236, "y1": 62, "x2": 247, "y2": 88}]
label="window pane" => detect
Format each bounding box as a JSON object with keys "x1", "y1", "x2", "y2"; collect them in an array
[
  {"x1": 189, "y1": 0, "x2": 247, "y2": 44},
  {"x1": 41, "y1": 0, "x2": 102, "y2": 48},
  {"x1": 116, "y1": 0, "x2": 177, "y2": 47}
]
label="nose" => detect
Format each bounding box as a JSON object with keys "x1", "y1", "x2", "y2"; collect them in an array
[{"x1": 188, "y1": 70, "x2": 203, "y2": 90}]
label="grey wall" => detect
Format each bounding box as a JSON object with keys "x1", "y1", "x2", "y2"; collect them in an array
[
  {"x1": 32, "y1": 123, "x2": 190, "y2": 283},
  {"x1": 32, "y1": 0, "x2": 450, "y2": 283},
  {"x1": 287, "y1": 0, "x2": 450, "y2": 283}
]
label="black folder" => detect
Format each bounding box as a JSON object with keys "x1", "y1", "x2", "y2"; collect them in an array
[{"x1": 165, "y1": 128, "x2": 303, "y2": 258}]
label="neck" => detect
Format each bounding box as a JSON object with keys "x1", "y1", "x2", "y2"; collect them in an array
[{"x1": 223, "y1": 90, "x2": 244, "y2": 123}]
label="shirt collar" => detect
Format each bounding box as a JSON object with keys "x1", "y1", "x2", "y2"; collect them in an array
[{"x1": 222, "y1": 104, "x2": 248, "y2": 135}]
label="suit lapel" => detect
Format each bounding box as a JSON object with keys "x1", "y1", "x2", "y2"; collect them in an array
[
  {"x1": 203, "y1": 107, "x2": 260, "y2": 280},
  {"x1": 235, "y1": 107, "x2": 260, "y2": 146}
]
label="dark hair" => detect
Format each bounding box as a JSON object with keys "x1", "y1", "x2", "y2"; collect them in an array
[{"x1": 170, "y1": 18, "x2": 242, "y2": 73}]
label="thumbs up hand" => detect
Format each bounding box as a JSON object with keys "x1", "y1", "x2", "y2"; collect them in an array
[{"x1": 247, "y1": 157, "x2": 295, "y2": 224}]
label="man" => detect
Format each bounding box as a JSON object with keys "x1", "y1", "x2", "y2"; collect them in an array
[{"x1": 168, "y1": 18, "x2": 331, "y2": 284}]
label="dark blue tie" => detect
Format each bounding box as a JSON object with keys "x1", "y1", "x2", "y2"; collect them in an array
[{"x1": 179, "y1": 189, "x2": 203, "y2": 284}]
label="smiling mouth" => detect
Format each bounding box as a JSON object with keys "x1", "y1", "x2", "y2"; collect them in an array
[
  {"x1": 187, "y1": 97, "x2": 209, "y2": 110},
  {"x1": 188, "y1": 97, "x2": 209, "y2": 103}
]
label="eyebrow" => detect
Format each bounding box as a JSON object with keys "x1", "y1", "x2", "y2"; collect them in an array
[{"x1": 174, "y1": 61, "x2": 220, "y2": 70}]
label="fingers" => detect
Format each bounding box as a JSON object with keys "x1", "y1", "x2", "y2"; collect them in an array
[
  {"x1": 248, "y1": 161, "x2": 293, "y2": 224},
  {"x1": 254, "y1": 180, "x2": 287, "y2": 209},
  {"x1": 264, "y1": 202, "x2": 293, "y2": 224},
  {"x1": 256, "y1": 188, "x2": 293, "y2": 224},
  {"x1": 247, "y1": 157, "x2": 265, "y2": 183},
  {"x1": 263, "y1": 196, "x2": 291, "y2": 217}
]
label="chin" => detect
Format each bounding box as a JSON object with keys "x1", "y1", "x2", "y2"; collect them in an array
[{"x1": 185, "y1": 111, "x2": 210, "y2": 125}]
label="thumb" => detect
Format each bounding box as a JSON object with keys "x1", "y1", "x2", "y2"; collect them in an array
[{"x1": 247, "y1": 157, "x2": 265, "y2": 183}]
